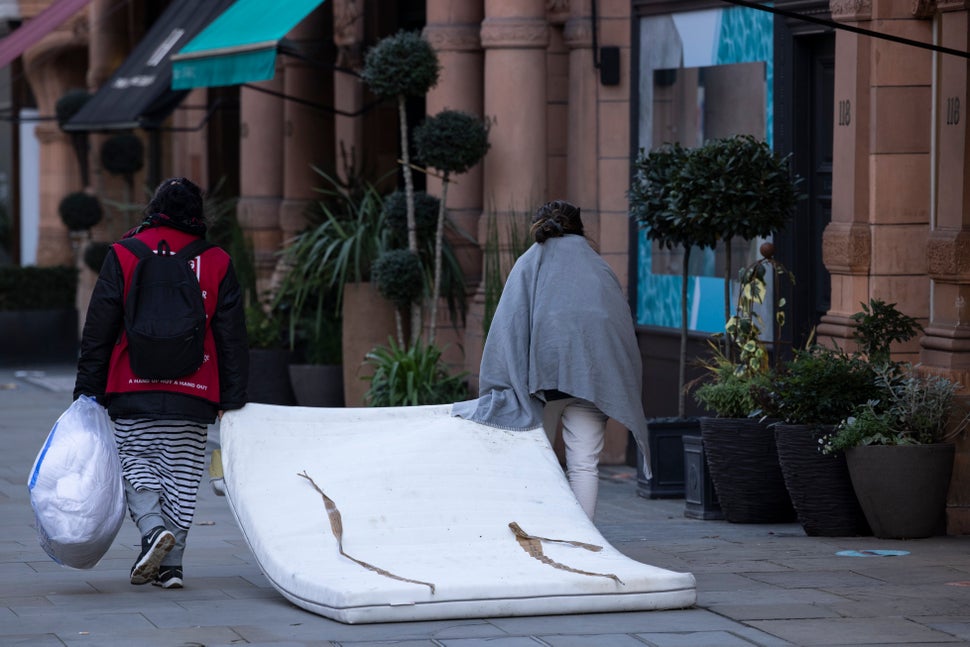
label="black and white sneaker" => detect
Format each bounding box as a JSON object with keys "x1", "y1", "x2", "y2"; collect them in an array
[
  {"x1": 153, "y1": 565, "x2": 183, "y2": 589},
  {"x1": 130, "y1": 526, "x2": 175, "y2": 585}
]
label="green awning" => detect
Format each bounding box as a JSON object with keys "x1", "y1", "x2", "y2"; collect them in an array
[{"x1": 171, "y1": 0, "x2": 326, "y2": 89}]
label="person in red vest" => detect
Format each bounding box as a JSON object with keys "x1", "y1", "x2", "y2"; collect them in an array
[{"x1": 74, "y1": 177, "x2": 248, "y2": 589}]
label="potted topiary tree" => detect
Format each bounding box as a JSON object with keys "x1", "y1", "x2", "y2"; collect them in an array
[
  {"x1": 680, "y1": 135, "x2": 801, "y2": 518},
  {"x1": 361, "y1": 30, "x2": 440, "y2": 343},
  {"x1": 58, "y1": 192, "x2": 103, "y2": 232},
  {"x1": 630, "y1": 142, "x2": 719, "y2": 497},
  {"x1": 100, "y1": 132, "x2": 144, "y2": 204},
  {"x1": 412, "y1": 109, "x2": 490, "y2": 342}
]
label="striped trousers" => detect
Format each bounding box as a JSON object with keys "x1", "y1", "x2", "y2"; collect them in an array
[{"x1": 114, "y1": 418, "x2": 208, "y2": 565}]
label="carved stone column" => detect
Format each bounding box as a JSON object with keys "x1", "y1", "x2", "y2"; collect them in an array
[
  {"x1": 238, "y1": 72, "x2": 285, "y2": 301},
  {"x1": 280, "y1": 4, "x2": 333, "y2": 245},
  {"x1": 817, "y1": 1, "x2": 874, "y2": 348},
  {"x1": 481, "y1": 1, "x2": 548, "y2": 213},
  {"x1": 424, "y1": 0, "x2": 485, "y2": 372},
  {"x1": 469, "y1": 1, "x2": 548, "y2": 385},
  {"x1": 22, "y1": 6, "x2": 89, "y2": 268},
  {"x1": 922, "y1": 4, "x2": 970, "y2": 376},
  {"x1": 923, "y1": 1, "x2": 970, "y2": 534},
  {"x1": 333, "y1": 0, "x2": 365, "y2": 182},
  {"x1": 563, "y1": 1, "x2": 598, "y2": 236}
]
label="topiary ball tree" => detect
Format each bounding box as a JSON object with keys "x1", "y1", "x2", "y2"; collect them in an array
[
  {"x1": 55, "y1": 89, "x2": 92, "y2": 129},
  {"x1": 382, "y1": 190, "x2": 439, "y2": 249},
  {"x1": 83, "y1": 241, "x2": 112, "y2": 273},
  {"x1": 372, "y1": 248, "x2": 424, "y2": 345},
  {"x1": 58, "y1": 192, "x2": 103, "y2": 231},
  {"x1": 688, "y1": 134, "x2": 803, "y2": 330},
  {"x1": 413, "y1": 109, "x2": 490, "y2": 341},
  {"x1": 630, "y1": 142, "x2": 720, "y2": 417},
  {"x1": 362, "y1": 30, "x2": 439, "y2": 344},
  {"x1": 100, "y1": 133, "x2": 145, "y2": 176}
]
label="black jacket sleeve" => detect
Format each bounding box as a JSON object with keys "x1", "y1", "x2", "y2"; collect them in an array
[
  {"x1": 212, "y1": 260, "x2": 249, "y2": 410},
  {"x1": 73, "y1": 248, "x2": 124, "y2": 402}
]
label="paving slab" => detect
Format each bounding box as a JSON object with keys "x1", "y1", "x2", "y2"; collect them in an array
[{"x1": 4, "y1": 365, "x2": 970, "y2": 645}]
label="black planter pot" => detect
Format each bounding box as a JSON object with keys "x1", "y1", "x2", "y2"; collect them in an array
[
  {"x1": 0, "y1": 309, "x2": 78, "y2": 365},
  {"x1": 683, "y1": 432, "x2": 723, "y2": 519},
  {"x1": 636, "y1": 417, "x2": 698, "y2": 499},
  {"x1": 845, "y1": 443, "x2": 954, "y2": 539},
  {"x1": 288, "y1": 364, "x2": 344, "y2": 407},
  {"x1": 701, "y1": 417, "x2": 795, "y2": 523},
  {"x1": 248, "y1": 348, "x2": 297, "y2": 405},
  {"x1": 774, "y1": 423, "x2": 870, "y2": 537}
]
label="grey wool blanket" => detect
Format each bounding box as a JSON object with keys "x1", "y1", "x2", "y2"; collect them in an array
[{"x1": 452, "y1": 235, "x2": 650, "y2": 472}]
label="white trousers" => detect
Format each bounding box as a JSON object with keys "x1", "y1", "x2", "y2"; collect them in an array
[{"x1": 543, "y1": 397, "x2": 608, "y2": 519}]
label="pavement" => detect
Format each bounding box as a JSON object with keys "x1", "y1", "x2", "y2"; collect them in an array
[{"x1": 2, "y1": 365, "x2": 970, "y2": 647}]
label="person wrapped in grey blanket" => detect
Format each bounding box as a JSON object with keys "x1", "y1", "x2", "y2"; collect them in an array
[{"x1": 453, "y1": 200, "x2": 650, "y2": 518}]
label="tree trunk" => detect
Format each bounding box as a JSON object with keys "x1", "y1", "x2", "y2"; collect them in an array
[
  {"x1": 428, "y1": 175, "x2": 449, "y2": 343},
  {"x1": 679, "y1": 247, "x2": 691, "y2": 418},
  {"x1": 397, "y1": 95, "x2": 422, "y2": 344}
]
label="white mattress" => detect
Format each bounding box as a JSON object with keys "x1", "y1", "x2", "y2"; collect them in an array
[{"x1": 220, "y1": 403, "x2": 696, "y2": 624}]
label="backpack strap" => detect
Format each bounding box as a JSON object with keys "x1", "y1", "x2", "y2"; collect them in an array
[
  {"x1": 118, "y1": 237, "x2": 213, "y2": 259},
  {"x1": 117, "y1": 237, "x2": 153, "y2": 259},
  {"x1": 175, "y1": 238, "x2": 214, "y2": 260}
]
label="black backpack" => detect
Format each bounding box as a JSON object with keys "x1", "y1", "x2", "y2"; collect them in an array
[{"x1": 118, "y1": 237, "x2": 214, "y2": 380}]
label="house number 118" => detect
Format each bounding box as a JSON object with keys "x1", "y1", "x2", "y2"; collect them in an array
[{"x1": 838, "y1": 99, "x2": 851, "y2": 126}]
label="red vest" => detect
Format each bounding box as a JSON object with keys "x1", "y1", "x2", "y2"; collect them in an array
[{"x1": 105, "y1": 228, "x2": 230, "y2": 404}]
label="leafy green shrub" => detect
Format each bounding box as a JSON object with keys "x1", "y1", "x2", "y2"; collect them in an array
[
  {"x1": 0, "y1": 266, "x2": 77, "y2": 310},
  {"x1": 824, "y1": 363, "x2": 970, "y2": 451},
  {"x1": 58, "y1": 192, "x2": 103, "y2": 231},
  {"x1": 851, "y1": 298, "x2": 922, "y2": 364},
  {"x1": 693, "y1": 343, "x2": 771, "y2": 418},
  {"x1": 364, "y1": 337, "x2": 468, "y2": 406},
  {"x1": 754, "y1": 346, "x2": 881, "y2": 425}
]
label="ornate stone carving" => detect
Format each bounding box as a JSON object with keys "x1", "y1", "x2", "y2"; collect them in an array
[
  {"x1": 333, "y1": 0, "x2": 363, "y2": 69},
  {"x1": 480, "y1": 18, "x2": 550, "y2": 50},
  {"x1": 547, "y1": 0, "x2": 570, "y2": 26},
  {"x1": 937, "y1": 0, "x2": 970, "y2": 11},
  {"x1": 829, "y1": 0, "x2": 872, "y2": 21},
  {"x1": 912, "y1": 0, "x2": 937, "y2": 17},
  {"x1": 822, "y1": 222, "x2": 871, "y2": 274},
  {"x1": 563, "y1": 17, "x2": 593, "y2": 49},
  {"x1": 927, "y1": 230, "x2": 970, "y2": 279},
  {"x1": 423, "y1": 24, "x2": 482, "y2": 53}
]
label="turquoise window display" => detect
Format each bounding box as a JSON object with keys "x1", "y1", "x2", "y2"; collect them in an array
[{"x1": 635, "y1": 6, "x2": 774, "y2": 333}]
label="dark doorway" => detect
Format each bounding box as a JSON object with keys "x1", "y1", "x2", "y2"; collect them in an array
[{"x1": 774, "y1": 15, "x2": 835, "y2": 357}]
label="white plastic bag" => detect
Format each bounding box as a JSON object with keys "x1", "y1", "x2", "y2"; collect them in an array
[{"x1": 27, "y1": 395, "x2": 126, "y2": 569}]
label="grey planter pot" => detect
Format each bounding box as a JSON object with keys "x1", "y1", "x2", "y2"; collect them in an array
[{"x1": 845, "y1": 443, "x2": 955, "y2": 539}]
